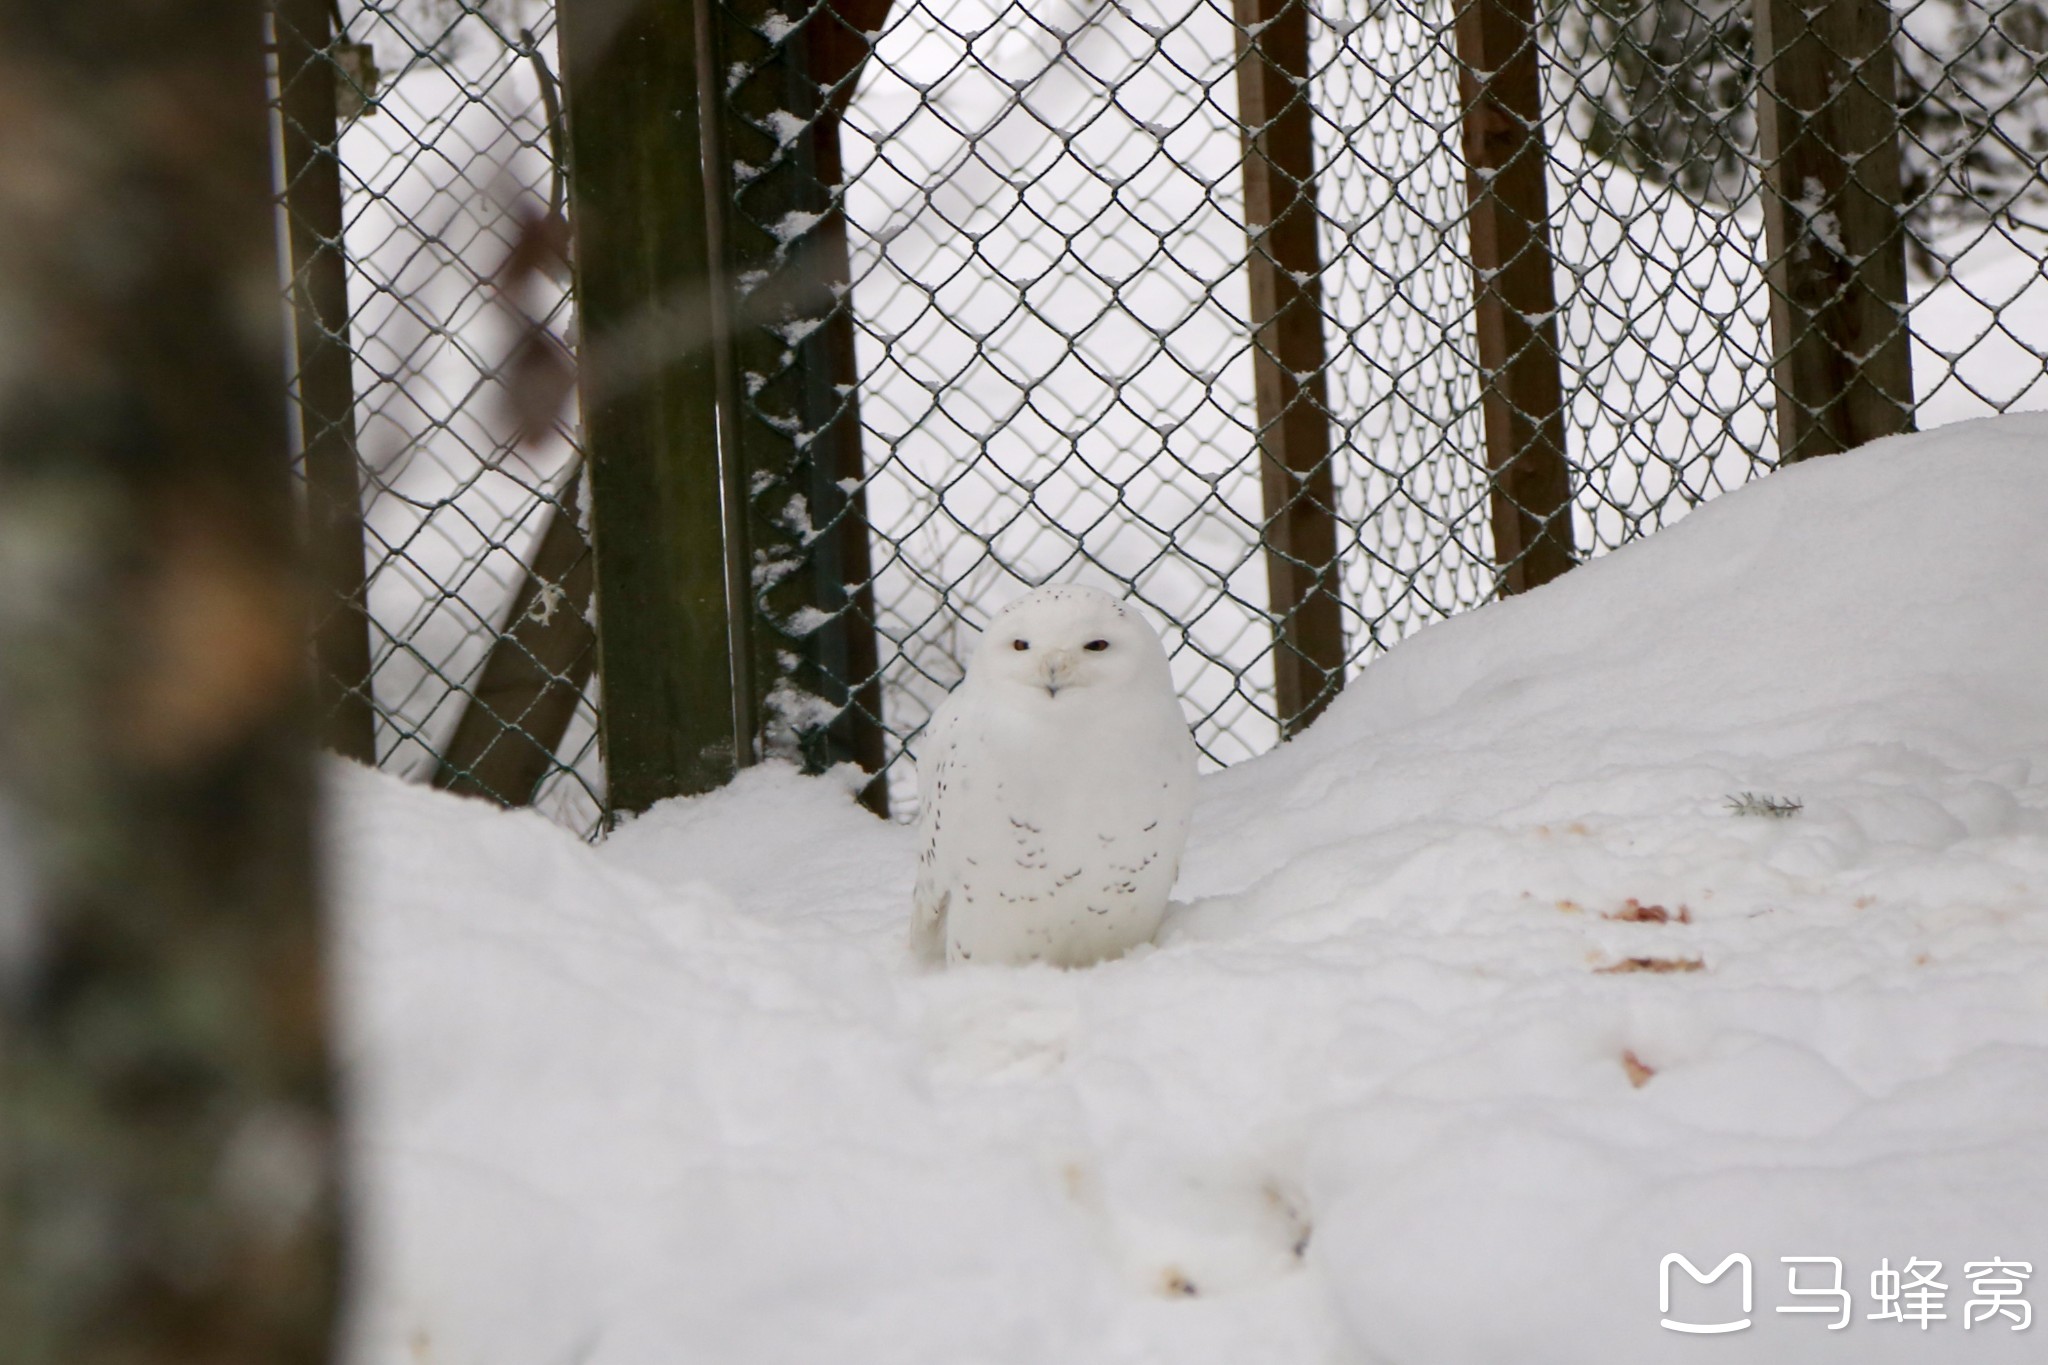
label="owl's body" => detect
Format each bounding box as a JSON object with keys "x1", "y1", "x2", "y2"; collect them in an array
[{"x1": 912, "y1": 586, "x2": 1197, "y2": 968}]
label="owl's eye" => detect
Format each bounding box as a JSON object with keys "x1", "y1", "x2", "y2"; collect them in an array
[
  {"x1": 1084, "y1": 639, "x2": 1110, "y2": 651},
  {"x1": 1012, "y1": 638, "x2": 1030, "y2": 651}
]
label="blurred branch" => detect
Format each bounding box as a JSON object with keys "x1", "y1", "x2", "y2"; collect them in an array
[{"x1": 520, "y1": 25, "x2": 567, "y2": 223}]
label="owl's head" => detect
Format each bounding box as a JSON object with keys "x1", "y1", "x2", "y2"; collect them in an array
[{"x1": 969, "y1": 584, "x2": 1174, "y2": 702}]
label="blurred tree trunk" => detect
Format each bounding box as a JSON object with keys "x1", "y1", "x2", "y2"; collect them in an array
[{"x1": 0, "y1": 4, "x2": 342, "y2": 1365}]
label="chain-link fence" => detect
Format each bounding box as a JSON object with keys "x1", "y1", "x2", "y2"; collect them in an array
[
  {"x1": 274, "y1": 0, "x2": 602, "y2": 832},
  {"x1": 278, "y1": 0, "x2": 2048, "y2": 829}
]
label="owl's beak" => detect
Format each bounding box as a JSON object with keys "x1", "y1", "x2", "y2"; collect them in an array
[{"x1": 1041, "y1": 648, "x2": 1076, "y2": 697}]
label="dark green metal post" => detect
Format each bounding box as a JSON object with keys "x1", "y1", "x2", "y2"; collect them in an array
[{"x1": 557, "y1": 0, "x2": 745, "y2": 816}]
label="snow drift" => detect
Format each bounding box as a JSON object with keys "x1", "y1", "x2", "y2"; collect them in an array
[{"x1": 336, "y1": 412, "x2": 2048, "y2": 1363}]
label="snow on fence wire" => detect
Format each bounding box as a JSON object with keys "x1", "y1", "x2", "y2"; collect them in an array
[{"x1": 277, "y1": 0, "x2": 2048, "y2": 830}]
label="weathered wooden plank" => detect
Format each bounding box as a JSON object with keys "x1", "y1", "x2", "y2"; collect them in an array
[
  {"x1": 807, "y1": 0, "x2": 894, "y2": 813},
  {"x1": 558, "y1": 0, "x2": 742, "y2": 816},
  {"x1": 276, "y1": 0, "x2": 377, "y2": 761},
  {"x1": 804, "y1": 109, "x2": 891, "y2": 812},
  {"x1": 1232, "y1": 0, "x2": 1347, "y2": 737},
  {"x1": 1754, "y1": 0, "x2": 1915, "y2": 463},
  {"x1": 1453, "y1": 0, "x2": 1579, "y2": 593},
  {"x1": 433, "y1": 473, "x2": 597, "y2": 806}
]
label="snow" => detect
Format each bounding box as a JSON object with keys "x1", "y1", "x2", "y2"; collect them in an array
[{"x1": 334, "y1": 412, "x2": 2048, "y2": 1362}]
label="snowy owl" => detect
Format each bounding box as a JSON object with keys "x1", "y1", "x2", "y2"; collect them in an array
[{"x1": 911, "y1": 585, "x2": 1198, "y2": 968}]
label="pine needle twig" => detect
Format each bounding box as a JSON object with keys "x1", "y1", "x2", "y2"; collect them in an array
[{"x1": 1725, "y1": 791, "x2": 1803, "y2": 818}]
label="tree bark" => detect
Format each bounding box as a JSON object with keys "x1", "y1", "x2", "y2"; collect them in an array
[{"x1": 0, "y1": 5, "x2": 342, "y2": 1363}]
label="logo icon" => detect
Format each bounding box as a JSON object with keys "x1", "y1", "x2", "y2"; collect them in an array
[{"x1": 1661, "y1": 1252, "x2": 1753, "y2": 1334}]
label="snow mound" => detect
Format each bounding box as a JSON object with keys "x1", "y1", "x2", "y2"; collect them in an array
[{"x1": 337, "y1": 413, "x2": 2048, "y2": 1364}]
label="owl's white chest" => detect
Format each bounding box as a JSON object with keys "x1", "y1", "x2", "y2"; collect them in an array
[{"x1": 919, "y1": 692, "x2": 1195, "y2": 967}]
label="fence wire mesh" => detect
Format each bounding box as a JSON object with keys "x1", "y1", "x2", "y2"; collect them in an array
[
  {"x1": 280, "y1": 0, "x2": 2048, "y2": 828},
  {"x1": 274, "y1": 0, "x2": 602, "y2": 833}
]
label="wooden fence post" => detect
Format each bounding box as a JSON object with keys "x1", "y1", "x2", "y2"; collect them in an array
[
  {"x1": 0, "y1": 2, "x2": 339, "y2": 1357},
  {"x1": 276, "y1": 0, "x2": 377, "y2": 761},
  {"x1": 706, "y1": 0, "x2": 890, "y2": 807},
  {"x1": 1453, "y1": 0, "x2": 1579, "y2": 593},
  {"x1": 1233, "y1": 0, "x2": 1347, "y2": 738},
  {"x1": 1754, "y1": 0, "x2": 1915, "y2": 462},
  {"x1": 557, "y1": 0, "x2": 745, "y2": 817},
  {"x1": 803, "y1": 0, "x2": 894, "y2": 811}
]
